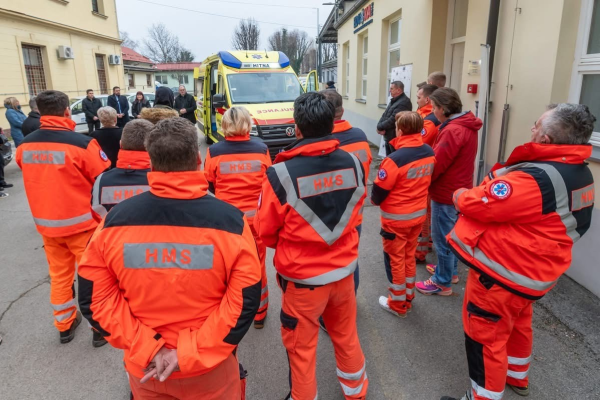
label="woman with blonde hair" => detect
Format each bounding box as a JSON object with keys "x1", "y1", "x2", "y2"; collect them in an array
[
  {"x1": 91, "y1": 106, "x2": 123, "y2": 169},
  {"x1": 4, "y1": 97, "x2": 27, "y2": 147},
  {"x1": 204, "y1": 106, "x2": 272, "y2": 328}
]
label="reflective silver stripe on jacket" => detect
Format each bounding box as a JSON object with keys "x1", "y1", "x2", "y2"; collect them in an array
[
  {"x1": 55, "y1": 309, "x2": 75, "y2": 322},
  {"x1": 91, "y1": 172, "x2": 108, "y2": 218},
  {"x1": 571, "y1": 184, "x2": 595, "y2": 211},
  {"x1": 450, "y1": 230, "x2": 556, "y2": 291},
  {"x1": 351, "y1": 149, "x2": 369, "y2": 163},
  {"x1": 34, "y1": 212, "x2": 93, "y2": 228},
  {"x1": 245, "y1": 210, "x2": 257, "y2": 217},
  {"x1": 508, "y1": 355, "x2": 532, "y2": 365},
  {"x1": 123, "y1": 243, "x2": 214, "y2": 270},
  {"x1": 496, "y1": 162, "x2": 580, "y2": 243},
  {"x1": 51, "y1": 299, "x2": 77, "y2": 312},
  {"x1": 297, "y1": 168, "x2": 357, "y2": 198},
  {"x1": 22, "y1": 150, "x2": 66, "y2": 164},
  {"x1": 381, "y1": 208, "x2": 427, "y2": 221},
  {"x1": 471, "y1": 379, "x2": 504, "y2": 400},
  {"x1": 507, "y1": 368, "x2": 529, "y2": 380},
  {"x1": 278, "y1": 259, "x2": 357, "y2": 286},
  {"x1": 219, "y1": 160, "x2": 262, "y2": 175},
  {"x1": 407, "y1": 163, "x2": 434, "y2": 179},
  {"x1": 272, "y1": 153, "x2": 365, "y2": 246},
  {"x1": 101, "y1": 185, "x2": 150, "y2": 204}
]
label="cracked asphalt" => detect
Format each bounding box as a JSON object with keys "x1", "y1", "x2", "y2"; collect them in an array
[{"x1": 1, "y1": 137, "x2": 599, "y2": 400}]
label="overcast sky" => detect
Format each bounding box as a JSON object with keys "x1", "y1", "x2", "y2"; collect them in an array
[{"x1": 116, "y1": 0, "x2": 335, "y2": 61}]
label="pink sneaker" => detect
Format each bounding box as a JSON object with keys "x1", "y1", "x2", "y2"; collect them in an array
[
  {"x1": 416, "y1": 278, "x2": 452, "y2": 296},
  {"x1": 426, "y1": 264, "x2": 459, "y2": 284}
]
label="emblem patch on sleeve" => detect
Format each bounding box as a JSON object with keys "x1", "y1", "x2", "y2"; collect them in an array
[
  {"x1": 378, "y1": 168, "x2": 388, "y2": 181},
  {"x1": 100, "y1": 150, "x2": 109, "y2": 162},
  {"x1": 421, "y1": 128, "x2": 426, "y2": 136},
  {"x1": 489, "y1": 181, "x2": 512, "y2": 200}
]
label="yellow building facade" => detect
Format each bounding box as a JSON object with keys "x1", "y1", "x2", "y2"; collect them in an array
[
  {"x1": 334, "y1": 0, "x2": 600, "y2": 295},
  {"x1": 0, "y1": 0, "x2": 124, "y2": 128}
]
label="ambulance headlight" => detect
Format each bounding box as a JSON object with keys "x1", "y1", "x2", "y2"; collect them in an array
[{"x1": 250, "y1": 124, "x2": 259, "y2": 136}]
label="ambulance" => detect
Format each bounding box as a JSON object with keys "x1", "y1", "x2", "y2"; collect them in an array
[{"x1": 197, "y1": 50, "x2": 317, "y2": 159}]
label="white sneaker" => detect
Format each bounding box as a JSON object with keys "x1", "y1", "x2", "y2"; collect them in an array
[
  {"x1": 0, "y1": 192, "x2": 8, "y2": 198},
  {"x1": 378, "y1": 296, "x2": 407, "y2": 318}
]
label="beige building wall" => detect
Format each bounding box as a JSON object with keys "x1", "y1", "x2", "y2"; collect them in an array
[{"x1": 0, "y1": 1, "x2": 123, "y2": 130}]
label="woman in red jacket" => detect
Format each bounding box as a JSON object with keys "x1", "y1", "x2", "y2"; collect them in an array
[{"x1": 416, "y1": 88, "x2": 482, "y2": 296}]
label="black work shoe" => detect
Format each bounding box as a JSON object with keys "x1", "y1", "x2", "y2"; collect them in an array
[
  {"x1": 253, "y1": 319, "x2": 266, "y2": 329},
  {"x1": 92, "y1": 330, "x2": 108, "y2": 348},
  {"x1": 508, "y1": 384, "x2": 530, "y2": 396},
  {"x1": 59, "y1": 311, "x2": 82, "y2": 344},
  {"x1": 440, "y1": 391, "x2": 470, "y2": 400},
  {"x1": 0, "y1": 182, "x2": 13, "y2": 188}
]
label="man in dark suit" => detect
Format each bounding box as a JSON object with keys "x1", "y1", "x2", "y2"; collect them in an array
[
  {"x1": 82, "y1": 89, "x2": 102, "y2": 134},
  {"x1": 107, "y1": 86, "x2": 130, "y2": 128},
  {"x1": 174, "y1": 85, "x2": 197, "y2": 124},
  {"x1": 377, "y1": 81, "x2": 412, "y2": 155}
]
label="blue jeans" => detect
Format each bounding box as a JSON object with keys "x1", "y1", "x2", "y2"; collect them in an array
[{"x1": 430, "y1": 200, "x2": 458, "y2": 287}]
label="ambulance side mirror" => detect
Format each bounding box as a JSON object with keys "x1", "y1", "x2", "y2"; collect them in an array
[{"x1": 213, "y1": 94, "x2": 226, "y2": 108}]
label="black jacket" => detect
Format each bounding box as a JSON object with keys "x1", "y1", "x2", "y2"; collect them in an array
[
  {"x1": 82, "y1": 97, "x2": 103, "y2": 123},
  {"x1": 22, "y1": 111, "x2": 41, "y2": 136},
  {"x1": 132, "y1": 100, "x2": 151, "y2": 119},
  {"x1": 107, "y1": 95, "x2": 130, "y2": 123},
  {"x1": 174, "y1": 93, "x2": 197, "y2": 124},
  {"x1": 377, "y1": 93, "x2": 413, "y2": 142},
  {"x1": 91, "y1": 126, "x2": 123, "y2": 169}
]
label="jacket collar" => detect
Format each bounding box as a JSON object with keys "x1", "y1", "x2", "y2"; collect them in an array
[
  {"x1": 390, "y1": 93, "x2": 405, "y2": 104},
  {"x1": 148, "y1": 171, "x2": 209, "y2": 199},
  {"x1": 332, "y1": 120, "x2": 352, "y2": 134},
  {"x1": 226, "y1": 135, "x2": 250, "y2": 142},
  {"x1": 28, "y1": 111, "x2": 40, "y2": 118},
  {"x1": 274, "y1": 135, "x2": 339, "y2": 163},
  {"x1": 390, "y1": 134, "x2": 423, "y2": 150},
  {"x1": 492, "y1": 142, "x2": 593, "y2": 170},
  {"x1": 40, "y1": 116, "x2": 77, "y2": 131},
  {"x1": 438, "y1": 111, "x2": 469, "y2": 131},
  {"x1": 116, "y1": 150, "x2": 151, "y2": 169},
  {"x1": 417, "y1": 103, "x2": 433, "y2": 117}
]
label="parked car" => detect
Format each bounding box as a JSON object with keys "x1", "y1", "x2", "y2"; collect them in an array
[{"x1": 1, "y1": 127, "x2": 13, "y2": 167}]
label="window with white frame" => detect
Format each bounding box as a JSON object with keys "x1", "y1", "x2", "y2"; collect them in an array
[
  {"x1": 361, "y1": 34, "x2": 368, "y2": 99},
  {"x1": 387, "y1": 18, "x2": 401, "y2": 90},
  {"x1": 444, "y1": 0, "x2": 468, "y2": 92},
  {"x1": 570, "y1": 0, "x2": 600, "y2": 147},
  {"x1": 344, "y1": 43, "x2": 350, "y2": 96},
  {"x1": 156, "y1": 75, "x2": 167, "y2": 85}
]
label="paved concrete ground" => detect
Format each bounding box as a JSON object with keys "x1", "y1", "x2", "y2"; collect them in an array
[{"x1": 1, "y1": 135, "x2": 599, "y2": 400}]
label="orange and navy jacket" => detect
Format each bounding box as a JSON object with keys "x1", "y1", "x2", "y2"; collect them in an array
[
  {"x1": 78, "y1": 171, "x2": 262, "y2": 379},
  {"x1": 449, "y1": 143, "x2": 594, "y2": 300},
  {"x1": 332, "y1": 120, "x2": 372, "y2": 183},
  {"x1": 416, "y1": 103, "x2": 441, "y2": 147},
  {"x1": 16, "y1": 116, "x2": 110, "y2": 238},
  {"x1": 91, "y1": 150, "x2": 151, "y2": 219},
  {"x1": 204, "y1": 136, "x2": 272, "y2": 219},
  {"x1": 371, "y1": 134, "x2": 435, "y2": 228},
  {"x1": 256, "y1": 136, "x2": 366, "y2": 285}
]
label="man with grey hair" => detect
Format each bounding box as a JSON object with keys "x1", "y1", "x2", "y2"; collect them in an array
[
  {"x1": 441, "y1": 103, "x2": 595, "y2": 400},
  {"x1": 174, "y1": 84, "x2": 197, "y2": 124},
  {"x1": 22, "y1": 96, "x2": 41, "y2": 136},
  {"x1": 92, "y1": 106, "x2": 123, "y2": 169},
  {"x1": 377, "y1": 80, "x2": 412, "y2": 155}
]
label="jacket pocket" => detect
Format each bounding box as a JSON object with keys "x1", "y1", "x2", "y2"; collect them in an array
[
  {"x1": 456, "y1": 217, "x2": 488, "y2": 249},
  {"x1": 466, "y1": 301, "x2": 501, "y2": 346},
  {"x1": 380, "y1": 228, "x2": 396, "y2": 241},
  {"x1": 280, "y1": 310, "x2": 298, "y2": 354}
]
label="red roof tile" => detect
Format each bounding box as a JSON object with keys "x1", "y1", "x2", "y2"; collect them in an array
[
  {"x1": 121, "y1": 46, "x2": 153, "y2": 64},
  {"x1": 155, "y1": 62, "x2": 202, "y2": 71}
]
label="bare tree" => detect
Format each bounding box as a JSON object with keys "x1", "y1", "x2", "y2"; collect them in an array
[
  {"x1": 120, "y1": 31, "x2": 139, "y2": 50},
  {"x1": 232, "y1": 18, "x2": 260, "y2": 51},
  {"x1": 268, "y1": 28, "x2": 313, "y2": 73},
  {"x1": 322, "y1": 43, "x2": 338, "y2": 63},
  {"x1": 301, "y1": 46, "x2": 317, "y2": 74},
  {"x1": 142, "y1": 24, "x2": 195, "y2": 63}
]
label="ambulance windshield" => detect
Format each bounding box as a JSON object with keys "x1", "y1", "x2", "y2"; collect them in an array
[{"x1": 227, "y1": 73, "x2": 304, "y2": 104}]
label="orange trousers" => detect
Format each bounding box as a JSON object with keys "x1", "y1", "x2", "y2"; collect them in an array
[
  {"x1": 249, "y1": 220, "x2": 268, "y2": 322},
  {"x1": 129, "y1": 353, "x2": 241, "y2": 400},
  {"x1": 381, "y1": 223, "x2": 421, "y2": 313},
  {"x1": 278, "y1": 274, "x2": 368, "y2": 400},
  {"x1": 415, "y1": 197, "x2": 432, "y2": 262},
  {"x1": 42, "y1": 229, "x2": 94, "y2": 332},
  {"x1": 463, "y1": 269, "x2": 534, "y2": 400}
]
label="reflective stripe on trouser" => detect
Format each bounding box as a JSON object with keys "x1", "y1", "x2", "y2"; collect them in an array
[
  {"x1": 415, "y1": 197, "x2": 432, "y2": 260},
  {"x1": 382, "y1": 223, "x2": 421, "y2": 313},
  {"x1": 249, "y1": 219, "x2": 268, "y2": 321},
  {"x1": 463, "y1": 269, "x2": 534, "y2": 400},
  {"x1": 42, "y1": 229, "x2": 94, "y2": 331},
  {"x1": 279, "y1": 274, "x2": 368, "y2": 400}
]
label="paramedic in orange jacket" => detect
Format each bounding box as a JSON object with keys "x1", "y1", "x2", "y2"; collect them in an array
[
  {"x1": 16, "y1": 90, "x2": 110, "y2": 345},
  {"x1": 415, "y1": 84, "x2": 441, "y2": 264},
  {"x1": 78, "y1": 117, "x2": 262, "y2": 400},
  {"x1": 256, "y1": 92, "x2": 368, "y2": 400},
  {"x1": 371, "y1": 112, "x2": 435, "y2": 317},
  {"x1": 204, "y1": 106, "x2": 272, "y2": 329},
  {"x1": 441, "y1": 104, "x2": 596, "y2": 400}
]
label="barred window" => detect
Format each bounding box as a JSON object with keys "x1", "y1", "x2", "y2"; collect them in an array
[
  {"x1": 96, "y1": 55, "x2": 108, "y2": 94},
  {"x1": 22, "y1": 45, "x2": 47, "y2": 96}
]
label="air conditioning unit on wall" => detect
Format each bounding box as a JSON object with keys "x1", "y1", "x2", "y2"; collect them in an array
[
  {"x1": 57, "y1": 46, "x2": 74, "y2": 60},
  {"x1": 109, "y1": 54, "x2": 121, "y2": 65}
]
